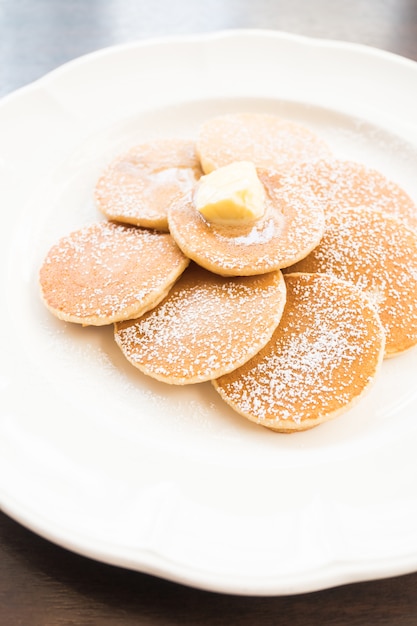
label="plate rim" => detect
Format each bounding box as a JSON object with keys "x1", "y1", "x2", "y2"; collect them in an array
[{"x1": 2, "y1": 28, "x2": 417, "y2": 105}]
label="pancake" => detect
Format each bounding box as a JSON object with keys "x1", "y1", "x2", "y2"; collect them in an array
[
  {"x1": 95, "y1": 138, "x2": 203, "y2": 231},
  {"x1": 39, "y1": 221, "x2": 189, "y2": 326},
  {"x1": 286, "y1": 207, "x2": 417, "y2": 356},
  {"x1": 288, "y1": 158, "x2": 417, "y2": 231},
  {"x1": 167, "y1": 167, "x2": 325, "y2": 276},
  {"x1": 114, "y1": 263, "x2": 287, "y2": 384},
  {"x1": 213, "y1": 273, "x2": 385, "y2": 432},
  {"x1": 196, "y1": 112, "x2": 332, "y2": 174}
]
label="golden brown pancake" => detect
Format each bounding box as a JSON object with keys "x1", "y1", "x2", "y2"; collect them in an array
[
  {"x1": 39, "y1": 221, "x2": 189, "y2": 326},
  {"x1": 286, "y1": 207, "x2": 417, "y2": 356},
  {"x1": 95, "y1": 138, "x2": 202, "y2": 231},
  {"x1": 167, "y1": 167, "x2": 325, "y2": 276},
  {"x1": 288, "y1": 158, "x2": 417, "y2": 231},
  {"x1": 196, "y1": 112, "x2": 332, "y2": 174},
  {"x1": 114, "y1": 263, "x2": 287, "y2": 384},
  {"x1": 213, "y1": 273, "x2": 385, "y2": 432}
]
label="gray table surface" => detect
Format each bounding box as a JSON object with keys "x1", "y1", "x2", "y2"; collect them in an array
[{"x1": 2, "y1": 0, "x2": 417, "y2": 98}]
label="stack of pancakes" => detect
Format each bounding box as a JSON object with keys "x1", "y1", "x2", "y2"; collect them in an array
[{"x1": 39, "y1": 113, "x2": 417, "y2": 432}]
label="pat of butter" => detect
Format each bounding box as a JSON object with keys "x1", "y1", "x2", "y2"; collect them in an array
[{"x1": 194, "y1": 161, "x2": 265, "y2": 225}]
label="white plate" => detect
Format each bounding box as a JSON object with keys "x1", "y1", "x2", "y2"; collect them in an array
[{"x1": 1, "y1": 30, "x2": 417, "y2": 596}]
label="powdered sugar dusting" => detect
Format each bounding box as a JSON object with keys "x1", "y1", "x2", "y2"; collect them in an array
[
  {"x1": 288, "y1": 159, "x2": 417, "y2": 231},
  {"x1": 95, "y1": 138, "x2": 202, "y2": 229},
  {"x1": 114, "y1": 266, "x2": 286, "y2": 384},
  {"x1": 197, "y1": 112, "x2": 332, "y2": 173},
  {"x1": 214, "y1": 274, "x2": 385, "y2": 428},
  {"x1": 168, "y1": 168, "x2": 325, "y2": 275},
  {"x1": 288, "y1": 207, "x2": 417, "y2": 355},
  {"x1": 37, "y1": 111, "x2": 417, "y2": 434},
  {"x1": 39, "y1": 222, "x2": 188, "y2": 325}
]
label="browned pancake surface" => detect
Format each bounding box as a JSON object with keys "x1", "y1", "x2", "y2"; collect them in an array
[
  {"x1": 95, "y1": 139, "x2": 202, "y2": 231},
  {"x1": 168, "y1": 168, "x2": 325, "y2": 276},
  {"x1": 286, "y1": 207, "x2": 417, "y2": 356},
  {"x1": 213, "y1": 273, "x2": 385, "y2": 432},
  {"x1": 39, "y1": 222, "x2": 189, "y2": 325},
  {"x1": 289, "y1": 159, "x2": 417, "y2": 231},
  {"x1": 114, "y1": 264, "x2": 287, "y2": 384},
  {"x1": 197, "y1": 112, "x2": 332, "y2": 174}
]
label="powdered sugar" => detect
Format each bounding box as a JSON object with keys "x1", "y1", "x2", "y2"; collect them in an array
[
  {"x1": 197, "y1": 112, "x2": 332, "y2": 173},
  {"x1": 115, "y1": 266, "x2": 286, "y2": 384},
  {"x1": 214, "y1": 274, "x2": 385, "y2": 427},
  {"x1": 38, "y1": 113, "x2": 417, "y2": 433},
  {"x1": 168, "y1": 167, "x2": 325, "y2": 275},
  {"x1": 95, "y1": 138, "x2": 202, "y2": 229},
  {"x1": 288, "y1": 207, "x2": 417, "y2": 355},
  {"x1": 39, "y1": 221, "x2": 188, "y2": 325},
  {"x1": 287, "y1": 158, "x2": 417, "y2": 231}
]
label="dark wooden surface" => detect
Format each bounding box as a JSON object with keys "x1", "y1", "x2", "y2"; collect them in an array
[{"x1": 1, "y1": 1, "x2": 417, "y2": 623}]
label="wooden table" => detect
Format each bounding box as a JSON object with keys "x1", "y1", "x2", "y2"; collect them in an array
[{"x1": 1, "y1": 1, "x2": 417, "y2": 623}]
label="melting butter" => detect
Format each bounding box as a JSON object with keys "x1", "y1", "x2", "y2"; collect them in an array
[{"x1": 194, "y1": 161, "x2": 265, "y2": 225}]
